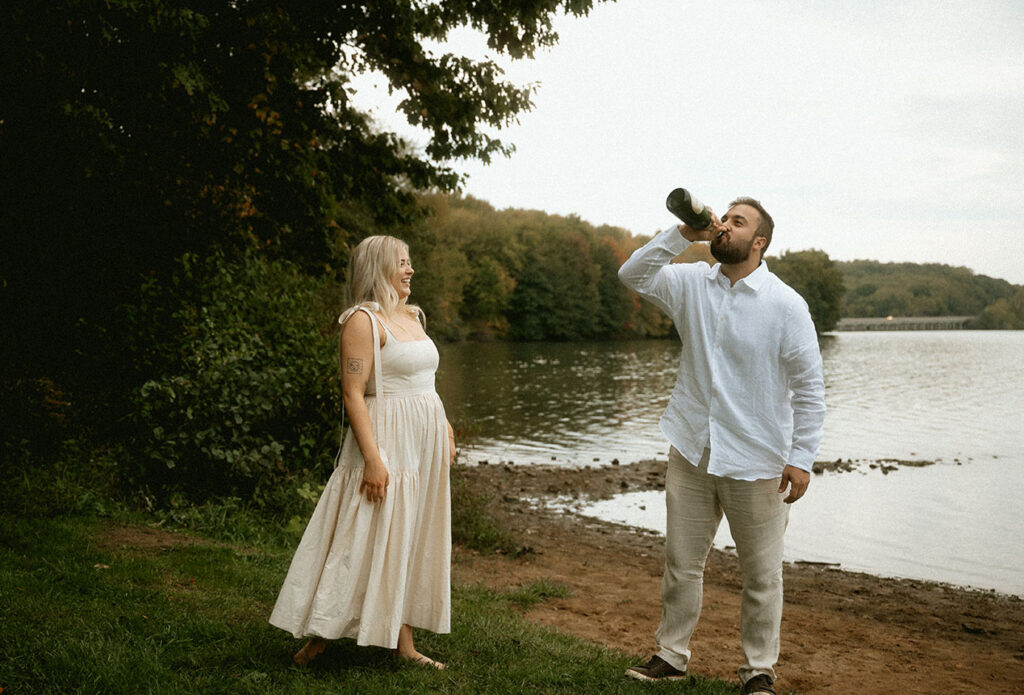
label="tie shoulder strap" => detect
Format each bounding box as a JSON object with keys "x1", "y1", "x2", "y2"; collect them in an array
[
  {"x1": 354, "y1": 306, "x2": 385, "y2": 437},
  {"x1": 334, "y1": 305, "x2": 386, "y2": 467}
]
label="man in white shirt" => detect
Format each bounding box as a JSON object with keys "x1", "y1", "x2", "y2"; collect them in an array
[{"x1": 618, "y1": 197, "x2": 825, "y2": 695}]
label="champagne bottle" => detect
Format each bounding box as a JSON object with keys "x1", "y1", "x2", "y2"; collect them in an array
[{"x1": 666, "y1": 188, "x2": 711, "y2": 230}]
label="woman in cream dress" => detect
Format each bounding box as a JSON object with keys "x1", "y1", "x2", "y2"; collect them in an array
[{"x1": 269, "y1": 235, "x2": 455, "y2": 669}]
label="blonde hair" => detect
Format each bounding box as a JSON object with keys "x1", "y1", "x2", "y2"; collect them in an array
[{"x1": 337, "y1": 235, "x2": 424, "y2": 327}]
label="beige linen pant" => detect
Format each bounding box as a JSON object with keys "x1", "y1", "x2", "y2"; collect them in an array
[{"x1": 656, "y1": 447, "x2": 789, "y2": 683}]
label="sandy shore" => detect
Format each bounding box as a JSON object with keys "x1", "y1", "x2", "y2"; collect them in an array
[{"x1": 453, "y1": 459, "x2": 1024, "y2": 694}]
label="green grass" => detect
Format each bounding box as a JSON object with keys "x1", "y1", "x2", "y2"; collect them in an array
[{"x1": 0, "y1": 514, "x2": 759, "y2": 694}]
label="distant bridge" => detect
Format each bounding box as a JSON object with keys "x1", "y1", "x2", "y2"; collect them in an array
[{"x1": 835, "y1": 316, "x2": 976, "y2": 331}]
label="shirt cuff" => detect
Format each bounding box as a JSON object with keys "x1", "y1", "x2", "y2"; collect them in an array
[
  {"x1": 786, "y1": 450, "x2": 815, "y2": 473},
  {"x1": 658, "y1": 224, "x2": 691, "y2": 254}
]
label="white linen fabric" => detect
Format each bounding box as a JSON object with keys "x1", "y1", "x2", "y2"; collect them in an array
[
  {"x1": 269, "y1": 309, "x2": 451, "y2": 649},
  {"x1": 618, "y1": 225, "x2": 825, "y2": 480}
]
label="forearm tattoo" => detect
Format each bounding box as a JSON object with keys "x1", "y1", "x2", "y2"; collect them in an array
[{"x1": 346, "y1": 358, "x2": 364, "y2": 374}]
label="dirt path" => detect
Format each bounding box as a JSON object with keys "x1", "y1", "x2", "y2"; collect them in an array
[{"x1": 453, "y1": 461, "x2": 1024, "y2": 694}]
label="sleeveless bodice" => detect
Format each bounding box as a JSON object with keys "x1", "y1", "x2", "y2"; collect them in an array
[{"x1": 366, "y1": 334, "x2": 439, "y2": 397}]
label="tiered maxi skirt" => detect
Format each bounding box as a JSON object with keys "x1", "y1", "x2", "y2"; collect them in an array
[{"x1": 269, "y1": 387, "x2": 451, "y2": 649}]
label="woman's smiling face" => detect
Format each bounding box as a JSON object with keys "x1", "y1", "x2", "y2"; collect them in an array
[{"x1": 391, "y1": 250, "x2": 414, "y2": 299}]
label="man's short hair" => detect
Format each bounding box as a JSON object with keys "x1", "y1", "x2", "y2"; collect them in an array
[{"x1": 729, "y1": 196, "x2": 774, "y2": 257}]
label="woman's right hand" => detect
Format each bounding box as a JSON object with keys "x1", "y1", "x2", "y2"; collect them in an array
[{"x1": 360, "y1": 456, "x2": 389, "y2": 503}]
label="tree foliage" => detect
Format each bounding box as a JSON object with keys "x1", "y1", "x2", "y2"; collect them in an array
[
  {"x1": 836, "y1": 260, "x2": 1016, "y2": 318},
  {"x1": 1, "y1": 0, "x2": 608, "y2": 382},
  {"x1": 973, "y1": 286, "x2": 1024, "y2": 329},
  {"x1": 404, "y1": 196, "x2": 646, "y2": 341},
  {"x1": 2, "y1": 0, "x2": 616, "y2": 486},
  {"x1": 769, "y1": 249, "x2": 845, "y2": 333},
  {"x1": 401, "y1": 196, "x2": 847, "y2": 339},
  {"x1": 121, "y1": 250, "x2": 344, "y2": 508}
]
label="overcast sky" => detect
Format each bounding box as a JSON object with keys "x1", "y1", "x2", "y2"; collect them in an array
[{"x1": 353, "y1": 0, "x2": 1024, "y2": 286}]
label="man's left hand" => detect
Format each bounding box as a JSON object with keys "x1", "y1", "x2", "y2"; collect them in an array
[{"x1": 778, "y1": 465, "x2": 810, "y2": 504}]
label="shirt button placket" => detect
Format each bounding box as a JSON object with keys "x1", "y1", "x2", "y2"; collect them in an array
[{"x1": 710, "y1": 289, "x2": 733, "y2": 436}]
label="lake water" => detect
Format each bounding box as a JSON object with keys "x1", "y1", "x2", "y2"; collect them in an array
[{"x1": 437, "y1": 331, "x2": 1024, "y2": 596}]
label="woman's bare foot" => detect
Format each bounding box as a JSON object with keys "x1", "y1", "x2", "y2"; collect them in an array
[
  {"x1": 293, "y1": 637, "x2": 327, "y2": 666},
  {"x1": 396, "y1": 651, "x2": 446, "y2": 670},
  {"x1": 394, "y1": 624, "x2": 445, "y2": 669}
]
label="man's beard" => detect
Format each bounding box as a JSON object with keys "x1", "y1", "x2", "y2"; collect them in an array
[{"x1": 710, "y1": 234, "x2": 756, "y2": 265}]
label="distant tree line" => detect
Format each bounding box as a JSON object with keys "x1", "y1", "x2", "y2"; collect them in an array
[
  {"x1": 836, "y1": 260, "x2": 1020, "y2": 325},
  {"x1": 405, "y1": 199, "x2": 1024, "y2": 337},
  {"x1": 403, "y1": 195, "x2": 666, "y2": 342},
  {"x1": 403, "y1": 195, "x2": 848, "y2": 343}
]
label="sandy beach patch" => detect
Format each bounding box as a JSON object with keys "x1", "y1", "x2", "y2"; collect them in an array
[{"x1": 454, "y1": 460, "x2": 1024, "y2": 694}]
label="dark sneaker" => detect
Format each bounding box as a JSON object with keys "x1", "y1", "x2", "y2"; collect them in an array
[
  {"x1": 743, "y1": 673, "x2": 776, "y2": 694},
  {"x1": 625, "y1": 655, "x2": 686, "y2": 681}
]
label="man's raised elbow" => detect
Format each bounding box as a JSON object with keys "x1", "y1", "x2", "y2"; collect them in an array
[{"x1": 617, "y1": 262, "x2": 632, "y2": 287}]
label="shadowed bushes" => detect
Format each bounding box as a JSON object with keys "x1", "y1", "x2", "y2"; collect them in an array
[{"x1": 121, "y1": 250, "x2": 344, "y2": 511}]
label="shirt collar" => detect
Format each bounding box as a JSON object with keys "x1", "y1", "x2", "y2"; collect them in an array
[{"x1": 707, "y1": 260, "x2": 770, "y2": 291}]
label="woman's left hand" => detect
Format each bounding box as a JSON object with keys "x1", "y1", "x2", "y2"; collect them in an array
[{"x1": 447, "y1": 422, "x2": 456, "y2": 467}]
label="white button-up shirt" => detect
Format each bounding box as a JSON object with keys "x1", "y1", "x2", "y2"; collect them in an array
[{"x1": 618, "y1": 225, "x2": 825, "y2": 480}]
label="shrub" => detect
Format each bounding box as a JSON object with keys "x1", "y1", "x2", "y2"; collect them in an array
[{"x1": 123, "y1": 250, "x2": 344, "y2": 510}]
